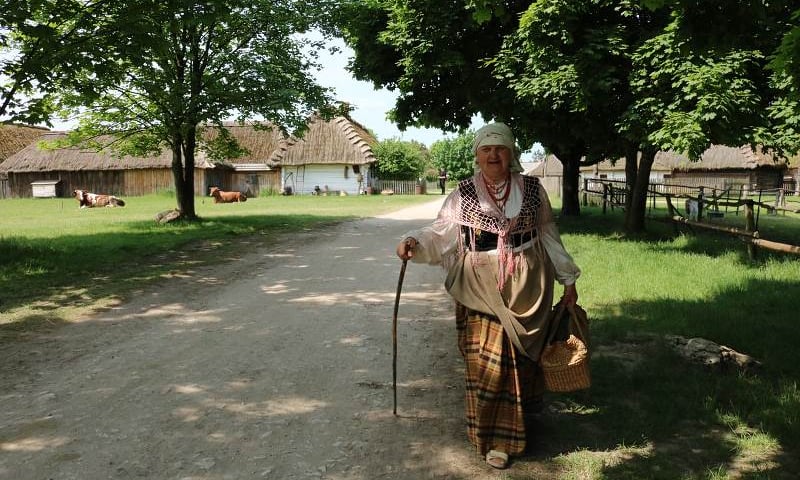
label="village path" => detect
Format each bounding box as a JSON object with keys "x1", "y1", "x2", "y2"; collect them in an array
[{"x1": 0, "y1": 197, "x2": 522, "y2": 480}]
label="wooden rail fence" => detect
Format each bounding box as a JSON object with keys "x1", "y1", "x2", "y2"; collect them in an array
[{"x1": 582, "y1": 178, "x2": 800, "y2": 259}]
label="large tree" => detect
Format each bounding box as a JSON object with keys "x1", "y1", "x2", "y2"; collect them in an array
[
  {"x1": 5, "y1": 0, "x2": 341, "y2": 219},
  {"x1": 372, "y1": 138, "x2": 428, "y2": 180},
  {"x1": 493, "y1": 1, "x2": 668, "y2": 220},
  {"x1": 339, "y1": 0, "x2": 638, "y2": 216},
  {"x1": 617, "y1": 0, "x2": 795, "y2": 231},
  {"x1": 1, "y1": 0, "x2": 107, "y2": 124}
]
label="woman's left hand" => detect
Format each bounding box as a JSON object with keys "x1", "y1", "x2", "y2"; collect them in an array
[{"x1": 562, "y1": 283, "x2": 578, "y2": 306}]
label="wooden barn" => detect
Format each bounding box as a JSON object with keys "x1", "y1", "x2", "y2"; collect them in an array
[
  {"x1": 205, "y1": 122, "x2": 283, "y2": 197},
  {"x1": 524, "y1": 155, "x2": 568, "y2": 196},
  {"x1": 0, "y1": 124, "x2": 50, "y2": 198},
  {"x1": 569, "y1": 145, "x2": 788, "y2": 192},
  {"x1": 661, "y1": 145, "x2": 788, "y2": 190},
  {"x1": 0, "y1": 117, "x2": 378, "y2": 198},
  {"x1": 577, "y1": 155, "x2": 675, "y2": 183},
  {"x1": 0, "y1": 131, "x2": 220, "y2": 198},
  {"x1": 271, "y1": 115, "x2": 377, "y2": 195}
]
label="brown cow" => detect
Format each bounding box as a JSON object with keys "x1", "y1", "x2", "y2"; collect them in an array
[
  {"x1": 209, "y1": 186, "x2": 247, "y2": 203},
  {"x1": 73, "y1": 189, "x2": 126, "y2": 208}
]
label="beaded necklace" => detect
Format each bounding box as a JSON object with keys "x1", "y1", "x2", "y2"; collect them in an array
[{"x1": 482, "y1": 173, "x2": 511, "y2": 210}]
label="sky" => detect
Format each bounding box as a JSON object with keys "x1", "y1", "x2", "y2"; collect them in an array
[
  {"x1": 310, "y1": 37, "x2": 479, "y2": 147},
  {"x1": 35, "y1": 36, "x2": 472, "y2": 147},
  {"x1": 6, "y1": 34, "x2": 485, "y2": 148}
]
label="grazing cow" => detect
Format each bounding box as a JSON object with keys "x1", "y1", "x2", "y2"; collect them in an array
[
  {"x1": 73, "y1": 189, "x2": 126, "y2": 208},
  {"x1": 209, "y1": 186, "x2": 247, "y2": 203}
]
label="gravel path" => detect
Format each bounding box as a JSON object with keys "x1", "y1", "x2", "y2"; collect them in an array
[{"x1": 1, "y1": 198, "x2": 516, "y2": 479}]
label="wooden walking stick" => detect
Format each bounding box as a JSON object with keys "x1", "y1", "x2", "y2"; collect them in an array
[{"x1": 392, "y1": 258, "x2": 408, "y2": 416}]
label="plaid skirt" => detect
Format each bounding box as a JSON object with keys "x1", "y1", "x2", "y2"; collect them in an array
[{"x1": 456, "y1": 303, "x2": 543, "y2": 456}]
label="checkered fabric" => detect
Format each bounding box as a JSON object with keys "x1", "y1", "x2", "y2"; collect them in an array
[{"x1": 456, "y1": 305, "x2": 543, "y2": 456}]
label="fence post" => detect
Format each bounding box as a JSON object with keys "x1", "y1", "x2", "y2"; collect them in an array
[
  {"x1": 602, "y1": 184, "x2": 608, "y2": 214},
  {"x1": 745, "y1": 200, "x2": 757, "y2": 260},
  {"x1": 665, "y1": 195, "x2": 680, "y2": 235},
  {"x1": 697, "y1": 187, "x2": 705, "y2": 220},
  {"x1": 582, "y1": 178, "x2": 588, "y2": 206}
]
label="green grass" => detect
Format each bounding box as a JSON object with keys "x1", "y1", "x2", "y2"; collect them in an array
[
  {"x1": 533, "y1": 206, "x2": 800, "y2": 479},
  {"x1": 2, "y1": 193, "x2": 799, "y2": 479},
  {"x1": 0, "y1": 193, "x2": 435, "y2": 326}
]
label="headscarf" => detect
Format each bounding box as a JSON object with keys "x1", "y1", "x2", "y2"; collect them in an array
[{"x1": 472, "y1": 122, "x2": 524, "y2": 173}]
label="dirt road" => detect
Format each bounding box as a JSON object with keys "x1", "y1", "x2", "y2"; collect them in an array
[{"x1": 1, "y1": 199, "x2": 513, "y2": 479}]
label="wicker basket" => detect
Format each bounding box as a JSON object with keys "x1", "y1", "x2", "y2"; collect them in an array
[{"x1": 540, "y1": 334, "x2": 590, "y2": 392}]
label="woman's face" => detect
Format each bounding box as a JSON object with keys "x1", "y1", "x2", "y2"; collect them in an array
[{"x1": 475, "y1": 144, "x2": 512, "y2": 182}]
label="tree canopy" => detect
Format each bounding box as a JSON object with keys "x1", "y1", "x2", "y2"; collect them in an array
[
  {"x1": 429, "y1": 131, "x2": 475, "y2": 182},
  {"x1": 3, "y1": 0, "x2": 342, "y2": 219},
  {"x1": 341, "y1": 0, "x2": 800, "y2": 231},
  {"x1": 371, "y1": 138, "x2": 428, "y2": 180}
]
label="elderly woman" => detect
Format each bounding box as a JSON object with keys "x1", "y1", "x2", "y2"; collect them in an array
[{"x1": 396, "y1": 123, "x2": 581, "y2": 469}]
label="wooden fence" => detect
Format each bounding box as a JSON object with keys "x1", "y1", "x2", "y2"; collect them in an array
[
  {"x1": 371, "y1": 179, "x2": 426, "y2": 195},
  {"x1": 583, "y1": 177, "x2": 800, "y2": 258}
]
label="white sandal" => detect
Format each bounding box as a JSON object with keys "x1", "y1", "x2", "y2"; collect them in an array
[{"x1": 485, "y1": 450, "x2": 509, "y2": 469}]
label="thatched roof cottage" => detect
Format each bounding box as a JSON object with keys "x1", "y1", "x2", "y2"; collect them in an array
[
  {"x1": 661, "y1": 145, "x2": 788, "y2": 190},
  {"x1": 0, "y1": 116, "x2": 378, "y2": 198},
  {"x1": 0, "y1": 131, "x2": 220, "y2": 198},
  {"x1": 0, "y1": 124, "x2": 50, "y2": 197},
  {"x1": 270, "y1": 115, "x2": 377, "y2": 195},
  {"x1": 202, "y1": 122, "x2": 284, "y2": 196},
  {"x1": 537, "y1": 145, "x2": 788, "y2": 190}
]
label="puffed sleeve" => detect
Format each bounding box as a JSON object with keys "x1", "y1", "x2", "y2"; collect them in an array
[
  {"x1": 400, "y1": 192, "x2": 461, "y2": 266},
  {"x1": 536, "y1": 183, "x2": 581, "y2": 285}
]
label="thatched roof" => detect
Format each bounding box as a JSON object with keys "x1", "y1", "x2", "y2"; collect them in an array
[
  {"x1": 578, "y1": 155, "x2": 676, "y2": 174},
  {"x1": 1, "y1": 117, "x2": 378, "y2": 173},
  {"x1": 571, "y1": 145, "x2": 786, "y2": 176},
  {"x1": 270, "y1": 115, "x2": 377, "y2": 166},
  {"x1": 526, "y1": 155, "x2": 565, "y2": 177},
  {"x1": 205, "y1": 122, "x2": 284, "y2": 167},
  {"x1": 0, "y1": 131, "x2": 217, "y2": 173},
  {"x1": 664, "y1": 145, "x2": 785, "y2": 171},
  {"x1": 0, "y1": 124, "x2": 49, "y2": 163}
]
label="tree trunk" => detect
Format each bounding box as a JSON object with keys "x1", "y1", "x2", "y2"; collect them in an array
[
  {"x1": 561, "y1": 157, "x2": 581, "y2": 216},
  {"x1": 624, "y1": 147, "x2": 656, "y2": 233},
  {"x1": 624, "y1": 145, "x2": 638, "y2": 212},
  {"x1": 169, "y1": 129, "x2": 198, "y2": 221},
  {"x1": 171, "y1": 132, "x2": 186, "y2": 215},
  {"x1": 180, "y1": 125, "x2": 198, "y2": 220}
]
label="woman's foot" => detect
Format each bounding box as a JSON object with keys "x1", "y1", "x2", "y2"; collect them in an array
[{"x1": 485, "y1": 450, "x2": 509, "y2": 469}]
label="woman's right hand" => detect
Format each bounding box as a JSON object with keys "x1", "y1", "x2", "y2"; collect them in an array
[{"x1": 396, "y1": 237, "x2": 417, "y2": 261}]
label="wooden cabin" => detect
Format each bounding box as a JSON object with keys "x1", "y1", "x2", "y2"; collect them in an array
[{"x1": 0, "y1": 131, "x2": 220, "y2": 198}]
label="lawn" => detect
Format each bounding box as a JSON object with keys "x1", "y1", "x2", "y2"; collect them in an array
[
  {"x1": 0, "y1": 192, "x2": 436, "y2": 326},
  {"x1": 2, "y1": 192, "x2": 799, "y2": 479}
]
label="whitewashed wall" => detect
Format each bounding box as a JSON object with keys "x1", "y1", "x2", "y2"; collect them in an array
[{"x1": 282, "y1": 164, "x2": 369, "y2": 195}]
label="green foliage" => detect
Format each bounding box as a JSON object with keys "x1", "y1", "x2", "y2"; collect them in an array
[
  {"x1": 623, "y1": 17, "x2": 768, "y2": 160},
  {"x1": 429, "y1": 131, "x2": 476, "y2": 181},
  {"x1": 764, "y1": 7, "x2": 800, "y2": 156},
  {"x1": 371, "y1": 138, "x2": 428, "y2": 180},
  {"x1": 338, "y1": 0, "x2": 526, "y2": 133},
  {"x1": 4, "y1": 0, "x2": 343, "y2": 218},
  {"x1": 0, "y1": 0, "x2": 105, "y2": 124}
]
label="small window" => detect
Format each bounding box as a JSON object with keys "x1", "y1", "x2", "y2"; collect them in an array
[
  {"x1": 344, "y1": 165, "x2": 349, "y2": 179},
  {"x1": 353, "y1": 165, "x2": 361, "y2": 174}
]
